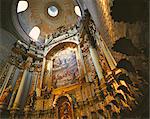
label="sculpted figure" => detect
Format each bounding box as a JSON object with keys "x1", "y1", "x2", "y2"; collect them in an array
[{"x1": 60, "y1": 102, "x2": 72, "y2": 119}]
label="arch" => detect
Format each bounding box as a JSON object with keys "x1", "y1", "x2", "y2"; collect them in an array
[
  {"x1": 52, "y1": 94, "x2": 73, "y2": 107},
  {"x1": 55, "y1": 95, "x2": 73, "y2": 119},
  {"x1": 45, "y1": 41, "x2": 78, "y2": 58}
]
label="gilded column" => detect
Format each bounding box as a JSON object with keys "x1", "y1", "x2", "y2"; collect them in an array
[
  {"x1": 0, "y1": 65, "x2": 15, "y2": 97},
  {"x1": 33, "y1": 61, "x2": 41, "y2": 97},
  {"x1": 12, "y1": 70, "x2": 28, "y2": 109},
  {"x1": 96, "y1": 33, "x2": 116, "y2": 70},
  {"x1": 7, "y1": 68, "x2": 20, "y2": 110},
  {"x1": 75, "y1": 47, "x2": 82, "y2": 82},
  {"x1": 33, "y1": 72, "x2": 38, "y2": 91},
  {"x1": 77, "y1": 44, "x2": 89, "y2": 82},
  {"x1": 12, "y1": 57, "x2": 32, "y2": 110},
  {"x1": 82, "y1": 11, "x2": 104, "y2": 82},
  {"x1": 46, "y1": 59, "x2": 53, "y2": 90},
  {"x1": 11, "y1": 68, "x2": 20, "y2": 89},
  {"x1": 7, "y1": 89, "x2": 18, "y2": 110},
  {"x1": 39, "y1": 57, "x2": 46, "y2": 95},
  {"x1": 89, "y1": 45, "x2": 104, "y2": 81}
]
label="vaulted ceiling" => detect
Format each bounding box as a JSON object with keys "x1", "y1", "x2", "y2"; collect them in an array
[
  {"x1": 0, "y1": 0, "x2": 82, "y2": 46},
  {"x1": 18, "y1": 0, "x2": 79, "y2": 43}
]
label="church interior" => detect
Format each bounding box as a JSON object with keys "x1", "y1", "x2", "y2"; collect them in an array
[{"x1": 0, "y1": 0, "x2": 149, "y2": 118}]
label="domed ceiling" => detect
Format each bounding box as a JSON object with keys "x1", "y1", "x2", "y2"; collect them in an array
[{"x1": 17, "y1": 0, "x2": 79, "y2": 44}]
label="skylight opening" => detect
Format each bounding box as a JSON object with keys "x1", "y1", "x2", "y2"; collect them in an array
[
  {"x1": 48, "y1": 6, "x2": 59, "y2": 17},
  {"x1": 74, "y1": 6, "x2": 81, "y2": 17},
  {"x1": 29, "y1": 26, "x2": 40, "y2": 41},
  {"x1": 17, "y1": 1, "x2": 28, "y2": 13}
]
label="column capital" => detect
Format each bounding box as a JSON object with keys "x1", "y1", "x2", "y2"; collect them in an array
[{"x1": 24, "y1": 57, "x2": 33, "y2": 69}]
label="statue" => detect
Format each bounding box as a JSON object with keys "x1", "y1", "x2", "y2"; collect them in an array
[{"x1": 59, "y1": 102, "x2": 72, "y2": 119}]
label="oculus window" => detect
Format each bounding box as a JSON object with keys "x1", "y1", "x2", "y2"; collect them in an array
[{"x1": 48, "y1": 6, "x2": 59, "y2": 17}]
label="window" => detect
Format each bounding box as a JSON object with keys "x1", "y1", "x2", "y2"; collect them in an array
[
  {"x1": 74, "y1": 6, "x2": 81, "y2": 17},
  {"x1": 48, "y1": 6, "x2": 59, "y2": 17},
  {"x1": 17, "y1": 1, "x2": 28, "y2": 13},
  {"x1": 29, "y1": 26, "x2": 40, "y2": 41}
]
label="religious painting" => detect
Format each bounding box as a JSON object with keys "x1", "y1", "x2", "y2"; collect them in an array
[{"x1": 52, "y1": 48, "x2": 79, "y2": 88}]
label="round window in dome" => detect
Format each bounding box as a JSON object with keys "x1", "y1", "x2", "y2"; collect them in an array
[{"x1": 48, "y1": 6, "x2": 59, "y2": 17}]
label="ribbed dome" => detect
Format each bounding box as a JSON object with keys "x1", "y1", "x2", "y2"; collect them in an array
[{"x1": 17, "y1": 0, "x2": 78, "y2": 44}]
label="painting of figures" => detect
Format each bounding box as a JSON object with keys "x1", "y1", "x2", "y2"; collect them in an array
[{"x1": 52, "y1": 47, "x2": 79, "y2": 88}]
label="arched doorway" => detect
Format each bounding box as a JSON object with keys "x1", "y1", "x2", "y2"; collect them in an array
[{"x1": 56, "y1": 96, "x2": 73, "y2": 119}]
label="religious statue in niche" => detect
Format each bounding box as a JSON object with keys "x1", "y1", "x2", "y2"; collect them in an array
[
  {"x1": 52, "y1": 48, "x2": 79, "y2": 88},
  {"x1": 57, "y1": 96, "x2": 73, "y2": 119},
  {"x1": 59, "y1": 102, "x2": 72, "y2": 119}
]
